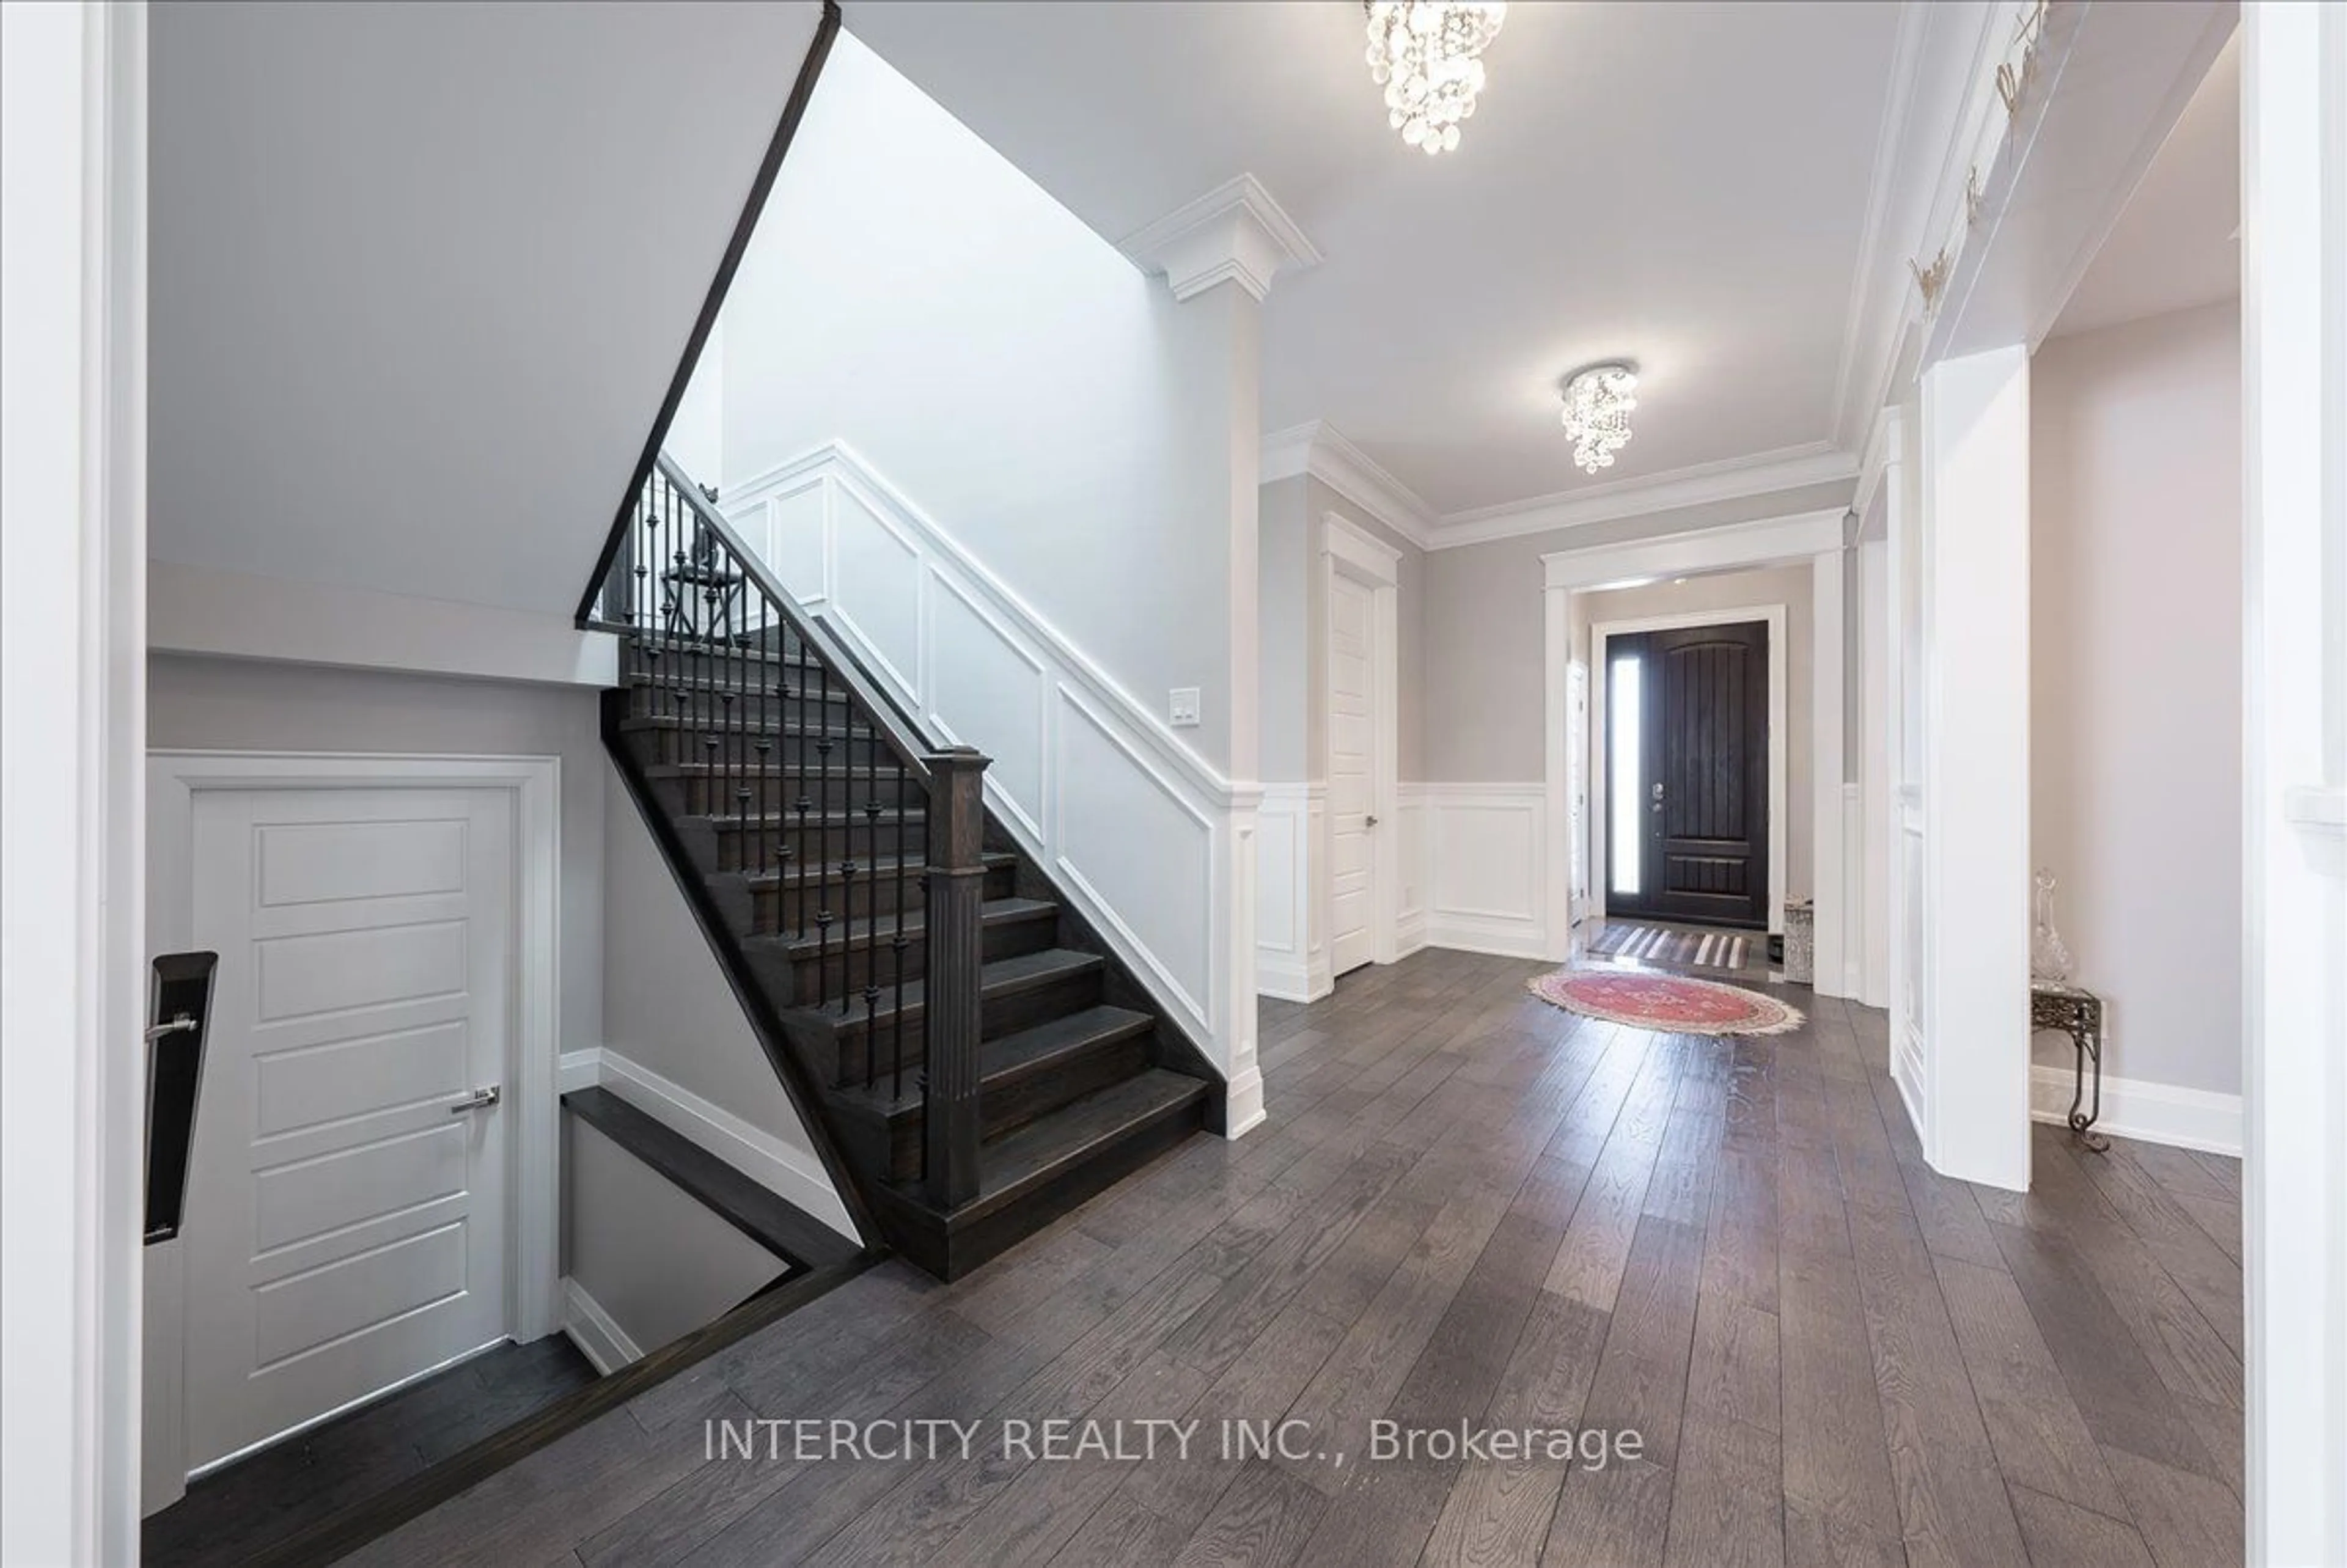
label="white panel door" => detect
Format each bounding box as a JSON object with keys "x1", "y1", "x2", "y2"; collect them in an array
[
  {"x1": 182, "y1": 788, "x2": 512, "y2": 1472},
  {"x1": 1328, "y1": 573, "x2": 1379, "y2": 976}
]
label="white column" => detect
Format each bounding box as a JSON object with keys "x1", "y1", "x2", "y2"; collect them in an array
[
  {"x1": 1917, "y1": 344, "x2": 2033, "y2": 1192},
  {"x1": 2241, "y1": 4, "x2": 2347, "y2": 1560},
  {"x1": 1811, "y1": 542, "x2": 1849, "y2": 997}
]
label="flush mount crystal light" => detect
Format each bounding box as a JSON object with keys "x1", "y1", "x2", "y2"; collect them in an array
[
  {"x1": 1364, "y1": 2, "x2": 1508, "y2": 156},
  {"x1": 1560, "y1": 363, "x2": 1639, "y2": 474}
]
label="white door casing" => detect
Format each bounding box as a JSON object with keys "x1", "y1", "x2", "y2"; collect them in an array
[
  {"x1": 184, "y1": 786, "x2": 513, "y2": 1473},
  {"x1": 1327, "y1": 572, "x2": 1378, "y2": 975},
  {"x1": 143, "y1": 752, "x2": 560, "y2": 1506},
  {"x1": 1322, "y1": 514, "x2": 1401, "y2": 976}
]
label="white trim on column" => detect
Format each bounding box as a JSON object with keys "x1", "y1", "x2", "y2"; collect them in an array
[
  {"x1": 1812, "y1": 543, "x2": 1851, "y2": 999},
  {"x1": 1255, "y1": 782, "x2": 1331, "y2": 1003},
  {"x1": 1118, "y1": 173, "x2": 1322, "y2": 303},
  {"x1": 2240, "y1": 5, "x2": 2347, "y2": 1563},
  {"x1": 142, "y1": 751, "x2": 565, "y2": 1501},
  {"x1": 1589, "y1": 605, "x2": 1790, "y2": 936}
]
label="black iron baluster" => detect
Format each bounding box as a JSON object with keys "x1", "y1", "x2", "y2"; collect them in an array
[
  {"x1": 815, "y1": 662, "x2": 835, "y2": 1050},
  {"x1": 892, "y1": 764, "x2": 909, "y2": 1104}
]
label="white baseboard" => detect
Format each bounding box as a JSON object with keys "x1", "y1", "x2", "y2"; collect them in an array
[
  {"x1": 1257, "y1": 955, "x2": 1332, "y2": 1003},
  {"x1": 559, "y1": 1046, "x2": 858, "y2": 1242},
  {"x1": 1395, "y1": 910, "x2": 1428, "y2": 959},
  {"x1": 560, "y1": 1277, "x2": 642, "y2": 1374},
  {"x1": 2029, "y1": 1064, "x2": 2242, "y2": 1157},
  {"x1": 1224, "y1": 1066, "x2": 1266, "y2": 1139},
  {"x1": 1422, "y1": 917, "x2": 1550, "y2": 961}
]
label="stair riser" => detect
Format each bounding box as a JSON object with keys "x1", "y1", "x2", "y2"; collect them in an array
[
  {"x1": 751, "y1": 860, "x2": 1015, "y2": 936},
  {"x1": 636, "y1": 728, "x2": 901, "y2": 772},
  {"x1": 872, "y1": 1032, "x2": 1152, "y2": 1182},
  {"x1": 784, "y1": 912, "x2": 1056, "y2": 1003},
  {"x1": 661, "y1": 772, "x2": 922, "y2": 816},
  {"x1": 624, "y1": 648, "x2": 825, "y2": 689},
  {"x1": 713, "y1": 817, "x2": 926, "y2": 874},
  {"x1": 623, "y1": 679, "x2": 869, "y2": 731},
  {"x1": 826, "y1": 964, "x2": 1104, "y2": 1088}
]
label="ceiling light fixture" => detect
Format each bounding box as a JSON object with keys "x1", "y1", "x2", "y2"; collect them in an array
[
  {"x1": 1560, "y1": 363, "x2": 1639, "y2": 474},
  {"x1": 1364, "y1": 2, "x2": 1507, "y2": 156}
]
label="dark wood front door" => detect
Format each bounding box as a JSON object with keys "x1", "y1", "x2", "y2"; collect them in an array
[{"x1": 1604, "y1": 620, "x2": 1769, "y2": 928}]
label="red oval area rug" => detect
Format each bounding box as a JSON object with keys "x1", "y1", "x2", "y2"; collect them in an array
[{"x1": 1527, "y1": 968, "x2": 1803, "y2": 1036}]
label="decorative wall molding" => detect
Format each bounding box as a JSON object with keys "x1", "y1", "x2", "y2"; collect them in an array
[
  {"x1": 1396, "y1": 783, "x2": 1430, "y2": 957},
  {"x1": 1119, "y1": 173, "x2": 1322, "y2": 303},
  {"x1": 559, "y1": 1276, "x2": 643, "y2": 1375},
  {"x1": 1260, "y1": 421, "x2": 1441, "y2": 548},
  {"x1": 1260, "y1": 422, "x2": 1862, "y2": 556},
  {"x1": 2027, "y1": 1066, "x2": 2242, "y2": 1158},
  {"x1": 1541, "y1": 508, "x2": 1851, "y2": 591},
  {"x1": 562, "y1": 1046, "x2": 858, "y2": 1243},
  {"x1": 1435, "y1": 445, "x2": 1859, "y2": 550},
  {"x1": 721, "y1": 444, "x2": 1257, "y2": 1093},
  {"x1": 1416, "y1": 783, "x2": 1549, "y2": 959},
  {"x1": 1256, "y1": 783, "x2": 1331, "y2": 1003}
]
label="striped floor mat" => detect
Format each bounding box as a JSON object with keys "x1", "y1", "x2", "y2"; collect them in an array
[{"x1": 1589, "y1": 921, "x2": 1754, "y2": 973}]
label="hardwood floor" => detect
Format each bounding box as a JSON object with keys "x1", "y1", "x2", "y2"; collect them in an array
[
  {"x1": 332, "y1": 949, "x2": 2243, "y2": 1567},
  {"x1": 145, "y1": 1333, "x2": 598, "y2": 1568}
]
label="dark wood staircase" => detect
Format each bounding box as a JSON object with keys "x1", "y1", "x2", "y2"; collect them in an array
[{"x1": 589, "y1": 458, "x2": 1219, "y2": 1278}]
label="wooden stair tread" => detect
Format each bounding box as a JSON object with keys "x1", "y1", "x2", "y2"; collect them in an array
[
  {"x1": 643, "y1": 761, "x2": 909, "y2": 783},
  {"x1": 803, "y1": 947, "x2": 1104, "y2": 1036},
  {"x1": 619, "y1": 716, "x2": 874, "y2": 740},
  {"x1": 560, "y1": 1086, "x2": 859, "y2": 1270},
  {"x1": 697, "y1": 807, "x2": 928, "y2": 830},
  {"x1": 953, "y1": 1070, "x2": 1208, "y2": 1219},
  {"x1": 740, "y1": 851, "x2": 1016, "y2": 890},
  {"x1": 741, "y1": 897, "x2": 1054, "y2": 960},
  {"x1": 835, "y1": 1004, "x2": 1155, "y2": 1117}
]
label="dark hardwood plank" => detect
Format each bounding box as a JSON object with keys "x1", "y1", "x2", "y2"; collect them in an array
[
  {"x1": 2006, "y1": 1485, "x2": 2156, "y2": 1568},
  {"x1": 1172, "y1": 1460, "x2": 1328, "y2": 1568}
]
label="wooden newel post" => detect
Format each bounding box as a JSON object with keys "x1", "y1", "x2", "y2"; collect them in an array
[{"x1": 922, "y1": 746, "x2": 990, "y2": 1209}]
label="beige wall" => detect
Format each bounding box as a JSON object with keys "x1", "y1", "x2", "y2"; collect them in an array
[
  {"x1": 1581, "y1": 563, "x2": 1817, "y2": 901},
  {"x1": 2030, "y1": 299, "x2": 2242, "y2": 1096},
  {"x1": 1422, "y1": 480, "x2": 1854, "y2": 781}
]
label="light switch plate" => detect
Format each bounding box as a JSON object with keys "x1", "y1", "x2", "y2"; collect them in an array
[{"x1": 1169, "y1": 687, "x2": 1201, "y2": 728}]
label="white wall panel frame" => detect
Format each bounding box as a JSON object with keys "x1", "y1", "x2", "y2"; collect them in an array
[{"x1": 722, "y1": 444, "x2": 1259, "y2": 1121}]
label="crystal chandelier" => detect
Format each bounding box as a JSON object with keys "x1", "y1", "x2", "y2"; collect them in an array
[
  {"x1": 1561, "y1": 364, "x2": 1639, "y2": 474},
  {"x1": 1364, "y1": 2, "x2": 1508, "y2": 156}
]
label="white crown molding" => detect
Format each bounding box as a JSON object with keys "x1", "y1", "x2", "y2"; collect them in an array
[
  {"x1": 1260, "y1": 420, "x2": 1440, "y2": 549},
  {"x1": 1540, "y1": 506, "x2": 1851, "y2": 590},
  {"x1": 1829, "y1": 0, "x2": 1937, "y2": 455},
  {"x1": 1429, "y1": 443, "x2": 1859, "y2": 551},
  {"x1": 1120, "y1": 173, "x2": 1322, "y2": 304}
]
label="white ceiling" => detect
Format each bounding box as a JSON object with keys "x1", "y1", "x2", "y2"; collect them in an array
[
  {"x1": 2051, "y1": 27, "x2": 2240, "y2": 339},
  {"x1": 848, "y1": 1, "x2": 1909, "y2": 522}
]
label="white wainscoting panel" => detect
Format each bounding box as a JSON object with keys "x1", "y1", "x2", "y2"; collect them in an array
[
  {"x1": 1395, "y1": 786, "x2": 1430, "y2": 956},
  {"x1": 1257, "y1": 783, "x2": 1330, "y2": 1002},
  {"x1": 1416, "y1": 784, "x2": 1548, "y2": 959},
  {"x1": 721, "y1": 445, "x2": 1255, "y2": 1094}
]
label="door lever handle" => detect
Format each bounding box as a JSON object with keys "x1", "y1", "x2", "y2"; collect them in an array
[
  {"x1": 450, "y1": 1085, "x2": 502, "y2": 1113},
  {"x1": 1365, "y1": 814, "x2": 1379, "y2": 827}
]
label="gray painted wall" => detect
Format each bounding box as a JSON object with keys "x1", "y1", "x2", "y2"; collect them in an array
[
  {"x1": 147, "y1": 655, "x2": 609, "y2": 1061},
  {"x1": 1422, "y1": 480, "x2": 1854, "y2": 781},
  {"x1": 563, "y1": 1115, "x2": 784, "y2": 1360},
  {"x1": 2030, "y1": 301, "x2": 2242, "y2": 1096},
  {"x1": 602, "y1": 786, "x2": 825, "y2": 1167}
]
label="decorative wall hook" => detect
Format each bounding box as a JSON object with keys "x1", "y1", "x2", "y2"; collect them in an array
[{"x1": 1909, "y1": 248, "x2": 1952, "y2": 313}]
